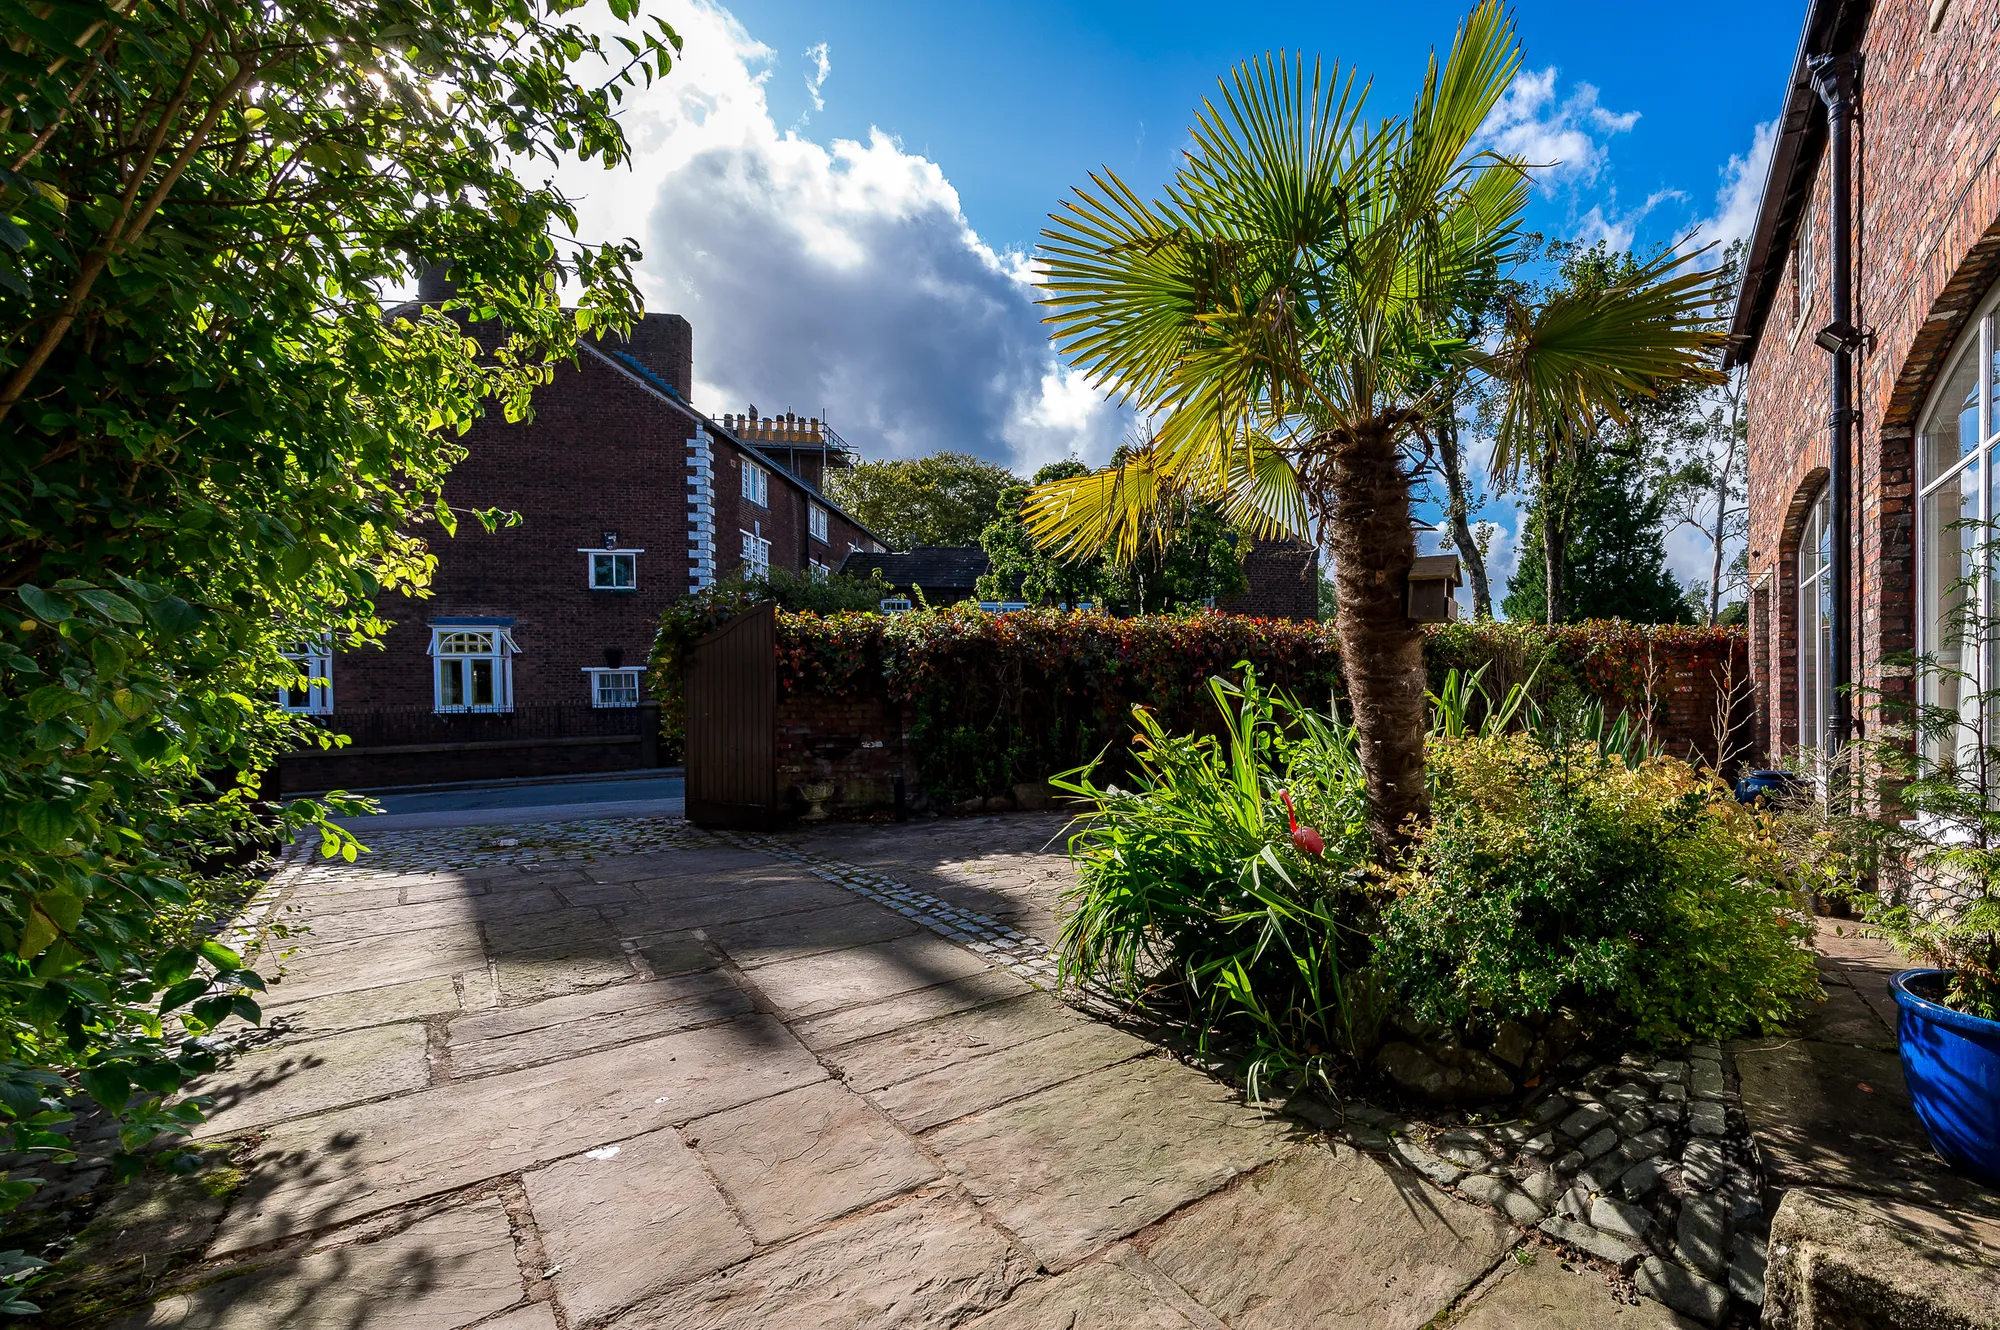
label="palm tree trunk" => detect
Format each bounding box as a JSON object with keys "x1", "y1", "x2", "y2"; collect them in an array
[
  {"x1": 1543, "y1": 508, "x2": 1568, "y2": 625},
  {"x1": 1327, "y1": 419, "x2": 1430, "y2": 857},
  {"x1": 1436, "y1": 413, "x2": 1492, "y2": 618}
]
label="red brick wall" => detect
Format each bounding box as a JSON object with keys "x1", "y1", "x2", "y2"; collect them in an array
[
  {"x1": 1745, "y1": 0, "x2": 2000, "y2": 760},
  {"x1": 1219, "y1": 538, "x2": 1321, "y2": 621}
]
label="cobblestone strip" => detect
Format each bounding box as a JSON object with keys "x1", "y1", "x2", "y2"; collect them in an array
[
  {"x1": 731, "y1": 835, "x2": 1064, "y2": 990},
  {"x1": 292, "y1": 814, "x2": 723, "y2": 878}
]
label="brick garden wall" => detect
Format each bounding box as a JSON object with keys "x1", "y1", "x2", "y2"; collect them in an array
[{"x1": 1745, "y1": 0, "x2": 2000, "y2": 759}]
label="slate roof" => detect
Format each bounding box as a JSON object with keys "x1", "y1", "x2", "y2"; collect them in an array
[{"x1": 838, "y1": 546, "x2": 991, "y2": 599}]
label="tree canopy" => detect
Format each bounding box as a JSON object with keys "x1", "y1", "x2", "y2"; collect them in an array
[
  {"x1": 824, "y1": 452, "x2": 1020, "y2": 551},
  {"x1": 0, "y1": 0, "x2": 673, "y2": 1278},
  {"x1": 1501, "y1": 437, "x2": 1690, "y2": 625}
]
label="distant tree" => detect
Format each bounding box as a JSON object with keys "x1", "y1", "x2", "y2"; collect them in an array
[
  {"x1": 1661, "y1": 243, "x2": 1751, "y2": 625},
  {"x1": 979, "y1": 460, "x2": 1245, "y2": 612},
  {"x1": 710, "y1": 565, "x2": 891, "y2": 614},
  {"x1": 1502, "y1": 436, "x2": 1690, "y2": 624},
  {"x1": 826, "y1": 452, "x2": 1019, "y2": 551}
]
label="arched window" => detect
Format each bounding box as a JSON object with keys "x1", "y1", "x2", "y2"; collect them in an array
[
  {"x1": 1798, "y1": 486, "x2": 1832, "y2": 750},
  {"x1": 1917, "y1": 291, "x2": 1997, "y2": 769}
]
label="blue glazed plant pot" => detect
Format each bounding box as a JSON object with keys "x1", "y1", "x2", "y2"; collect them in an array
[{"x1": 1892, "y1": 969, "x2": 2000, "y2": 1185}]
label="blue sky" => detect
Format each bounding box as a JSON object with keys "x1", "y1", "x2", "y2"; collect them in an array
[{"x1": 552, "y1": 1, "x2": 1803, "y2": 603}]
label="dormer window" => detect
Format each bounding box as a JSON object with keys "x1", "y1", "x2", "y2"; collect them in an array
[
  {"x1": 429, "y1": 621, "x2": 518, "y2": 713},
  {"x1": 809, "y1": 504, "x2": 829, "y2": 542},
  {"x1": 583, "y1": 548, "x2": 641, "y2": 590},
  {"x1": 741, "y1": 459, "x2": 769, "y2": 507}
]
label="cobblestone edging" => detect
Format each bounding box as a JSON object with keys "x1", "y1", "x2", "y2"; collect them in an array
[
  {"x1": 1314, "y1": 1044, "x2": 1768, "y2": 1325},
  {"x1": 730, "y1": 834, "x2": 1063, "y2": 989}
]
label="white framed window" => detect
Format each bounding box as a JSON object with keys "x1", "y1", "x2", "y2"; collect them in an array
[
  {"x1": 808, "y1": 558, "x2": 830, "y2": 581},
  {"x1": 879, "y1": 597, "x2": 912, "y2": 614},
  {"x1": 279, "y1": 642, "x2": 333, "y2": 715},
  {"x1": 740, "y1": 529, "x2": 771, "y2": 578},
  {"x1": 1916, "y1": 293, "x2": 1997, "y2": 771},
  {"x1": 741, "y1": 459, "x2": 769, "y2": 507},
  {"x1": 1793, "y1": 204, "x2": 1817, "y2": 326},
  {"x1": 429, "y1": 623, "x2": 518, "y2": 713},
  {"x1": 809, "y1": 504, "x2": 829, "y2": 542},
  {"x1": 1797, "y1": 486, "x2": 1832, "y2": 752},
  {"x1": 977, "y1": 601, "x2": 1030, "y2": 614},
  {"x1": 581, "y1": 549, "x2": 642, "y2": 590},
  {"x1": 581, "y1": 667, "x2": 641, "y2": 708}
]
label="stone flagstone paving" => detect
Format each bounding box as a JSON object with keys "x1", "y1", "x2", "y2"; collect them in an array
[{"x1": 106, "y1": 813, "x2": 1696, "y2": 1329}]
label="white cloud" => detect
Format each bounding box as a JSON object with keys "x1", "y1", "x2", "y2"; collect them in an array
[
  {"x1": 547, "y1": 1, "x2": 1129, "y2": 474},
  {"x1": 1698, "y1": 119, "x2": 1777, "y2": 255},
  {"x1": 801, "y1": 41, "x2": 830, "y2": 117},
  {"x1": 1477, "y1": 68, "x2": 1638, "y2": 188}
]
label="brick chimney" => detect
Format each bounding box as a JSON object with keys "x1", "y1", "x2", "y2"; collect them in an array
[{"x1": 611, "y1": 314, "x2": 694, "y2": 401}]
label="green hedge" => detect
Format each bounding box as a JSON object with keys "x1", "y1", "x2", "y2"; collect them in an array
[{"x1": 650, "y1": 593, "x2": 1747, "y2": 803}]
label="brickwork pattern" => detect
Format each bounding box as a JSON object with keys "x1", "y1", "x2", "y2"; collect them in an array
[{"x1": 1745, "y1": 0, "x2": 2000, "y2": 759}]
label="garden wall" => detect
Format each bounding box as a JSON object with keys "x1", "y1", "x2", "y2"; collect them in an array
[{"x1": 658, "y1": 600, "x2": 1752, "y2": 820}]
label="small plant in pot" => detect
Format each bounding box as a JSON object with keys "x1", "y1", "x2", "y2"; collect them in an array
[{"x1": 1826, "y1": 553, "x2": 2000, "y2": 1186}]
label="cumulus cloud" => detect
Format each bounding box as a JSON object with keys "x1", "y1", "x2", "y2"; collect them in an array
[
  {"x1": 1477, "y1": 68, "x2": 1638, "y2": 188},
  {"x1": 540, "y1": 1, "x2": 1129, "y2": 474}
]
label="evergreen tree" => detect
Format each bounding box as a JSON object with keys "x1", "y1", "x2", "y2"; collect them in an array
[{"x1": 1502, "y1": 437, "x2": 1690, "y2": 624}]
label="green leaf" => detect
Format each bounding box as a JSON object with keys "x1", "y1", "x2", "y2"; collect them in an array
[
  {"x1": 158, "y1": 978, "x2": 208, "y2": 1012},
  {"x1": 151, "y1": 947, "x2": 198, "y2": 986},
  {"x1": 78, "y1": 1067, "x2": 131, "y2": 1113},
  {"x1": 74, "y1": 588, "x2": 142, "y2": 622},
  {"x1": 198, "y1": 938, "x2": 242, "y2": 971},
  {"x1": 15, "y1": 586, "x2": 67, "y2": 623},
  {"x1": 433, "y1": 497, "x2": 458, "y2": 536},
  {"x1": 15, "y1": 805, "x2": 74, "y2": 853},
  {"x1": 145, "y1": 596, "x2": 200, "y2": 635}
]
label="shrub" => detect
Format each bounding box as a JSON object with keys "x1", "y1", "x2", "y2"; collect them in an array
[
  {"x1": 1376, "y1": 734, "x2": 1818, "y2": 1045},
  {"x1": 1054, "y1": 671, "x2": 1374, "y2": 1091}
]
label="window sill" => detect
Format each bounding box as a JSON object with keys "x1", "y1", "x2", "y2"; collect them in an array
[{"x1": 588, "y1": 586, "x2": 641, "y2": 593}]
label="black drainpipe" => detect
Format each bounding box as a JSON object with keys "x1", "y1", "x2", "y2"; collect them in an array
[{"x1": 1809, "y1": 51, "x2": 1861, "y2": 750}]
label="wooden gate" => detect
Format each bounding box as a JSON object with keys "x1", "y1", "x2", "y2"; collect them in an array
[{"x1": 684, "y1": 603, "x2": 778, "y2": 828}]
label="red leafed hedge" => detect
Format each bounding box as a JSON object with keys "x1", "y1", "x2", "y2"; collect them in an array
[{"x1": 652, "y1": 591, "x2": 1749, "y2": 802}]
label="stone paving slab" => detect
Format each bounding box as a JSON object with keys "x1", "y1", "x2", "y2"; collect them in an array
[
  {"x1": 928, "y1": 1056, "x2": 1295, "y2": 1271},
  {"x1": 788, "y1": 968, "x2": 1035, "y2": 1052},
  {"x1": 610, "y1": 1191, "x2": 1031, "y2": 1330},
  {"x1": 493, "y1": 943, "x2": 638, "y2": 1005},
  {"x1": 1448, "y1": 1250, "x2": 1699, "y2": 1329},
  {"x1": 1142, "y1": 1146, "x2": 1513, "y2": 1330},
  {"x1": 523, "y1": 1126, "x2": 752, "y2": 1326},
  {"x1": 710, "y1": 899, "x2": 922, "y2": 969},
  {"x1": 598, "y1": 879, "x2": 860, "y2": 935},
  {"x1": 259, "y1": 974, "x2": 471, "y2": 1043},
  {"x1": 960, "y1": 1252, "x2": 1210, "y2": 1329},
  {"x1": 215, "y1": 1015, "x2": 826, "y2": 1252},
  {"x1": 116, "y1": 1198, "x2": 526, "y2": 1329},
  {"x1": 258, "y1": 926, "x2": 490, "y2": 1005},
  {"x1": 870, "y1": 1021, "x2": 1151, "y2": 1132},
  {"x1": 191, "y1": 1023, "x2": 432, "y2": 1140},
  {"x1": 687, "y1": 1080, "x2": 939, "y2": 1244},
  {"x1": 822, "y1": 991, "x2": 1083, "y2": 1091},
  {"x1": 746, "y1": 931, "x2": 999, "y2": 1022},
  {"x1": 446, "y1": 973, "x2": 751, "y2": 1077}
]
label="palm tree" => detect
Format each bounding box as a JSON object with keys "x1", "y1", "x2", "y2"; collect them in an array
[{"x1": 1025, "y1": 2, "x2": 1723, "y2": 856}]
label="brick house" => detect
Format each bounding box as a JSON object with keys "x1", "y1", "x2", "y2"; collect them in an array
[
  {"x1": 277, "y1": 282, "x2": 884, "y2": 791},
  {"x1": 1733, "y1": 0, "x2": 2000, "y2": 766}
]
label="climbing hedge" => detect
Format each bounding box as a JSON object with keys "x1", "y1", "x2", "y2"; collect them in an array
[{"x1": 650, "y1": 591, "x2": 1747, "y2": 802}]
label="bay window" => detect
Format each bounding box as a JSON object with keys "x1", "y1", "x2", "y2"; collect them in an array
[{"x1": 429, "y1": 622, "x2": 518, "y2": 713}]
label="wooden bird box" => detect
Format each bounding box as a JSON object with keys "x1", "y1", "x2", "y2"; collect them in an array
[{"x1": 1407, "y1": 554, "x2": 1462, "y2": 623}]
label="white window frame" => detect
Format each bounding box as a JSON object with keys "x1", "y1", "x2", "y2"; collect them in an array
[
  {"x1": 741, "y1": 459, "x2": 769, "y2": 507},
  {"x1": 808, "y1": 558, "x2": 830, "y2": 581},
  {"x1": 740, "y1": 528, "x2": 771, "y2": 578},
  {"x1": 428, "y1": 625, "x2": 518, "y2": 714},
  {"x1": 977, "y1": 601, "x2": 1030, "y2": 614},
  {"x1": 1797, "y1": 486, "x2": 1832, "y2": 752},
  {"x1": 581, "y1": 548, "x2": 643, "y2": 590},
  {"x1": 879, "y1": 597, "x2": 913, "y2": 614},
  {"x1": 809, "y1": 504, "x2": 829, "y2": 543},
  {"x1": 1793, "y1": 203, "x2": 1817, "y2": 327},
  {"x1": 580, "y1": 667, "x2": 641, "y2": 709},
  {"x1": 279, "y1": 642, "x2": 333, "y2": 715},
  {"x1": 1916, "y1": 288, "x2": 1998, "y2": 771}
]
